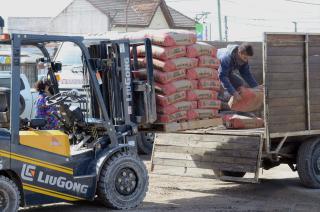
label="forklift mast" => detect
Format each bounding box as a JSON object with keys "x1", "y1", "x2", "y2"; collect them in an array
[{"x1": 87, "y1": 39, "x2": 156, "y2": 130}]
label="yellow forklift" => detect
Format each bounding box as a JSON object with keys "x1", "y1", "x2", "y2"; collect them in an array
[{"x1": 0, "y1": 22, "x2": 156, "y2": 211}]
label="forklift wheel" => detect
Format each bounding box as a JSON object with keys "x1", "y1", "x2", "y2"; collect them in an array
[
  {"x1": 137, "y1": 133, "x2": 155, "y2": 155},
  {"x1": 97, "y1": 151, "x2": 148, "y2": 209},
  {"x1": 0, "y1": 176, "x2": 20, "y2": 212}
]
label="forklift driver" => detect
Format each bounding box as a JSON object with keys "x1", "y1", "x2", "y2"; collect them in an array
[{"x1": 34, "y1": 78, "x2": 62, "y2": 130}]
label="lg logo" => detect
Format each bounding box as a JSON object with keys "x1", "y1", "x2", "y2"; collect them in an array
[{"x1": 21, "y1": 164, "x2": 36, "y2": 182}]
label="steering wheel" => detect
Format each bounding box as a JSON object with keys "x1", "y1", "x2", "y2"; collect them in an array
[
  {"x1": 46, "y1": 92, "x2": 69, "y2": 106},
  {"x1": 46, "y1": 89, "x2": 84, "y2": 106}
]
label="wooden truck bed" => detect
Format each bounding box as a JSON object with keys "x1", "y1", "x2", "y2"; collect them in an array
[{"x1": 151, "y1": 127, "x2": 264, "y2": 183}]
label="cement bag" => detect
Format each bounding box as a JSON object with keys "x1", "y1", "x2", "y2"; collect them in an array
[
  {"x1": 153, "y1": 57, "x2": 198, "y2": 72},
  {"x1": 150, "y1": 29, "x2": 197, "y2": 47},
  {"x1": 136, "y1": 45, "x2": 186, "y2": 60},
  {"x1": 187, "y1": 89, "x2": 218, "y2": 101},
  {"x1": 158, "y1": 111, "x2": 188, "y2": 123},
  {"x1": 198, "y1": 99, "x2": 221, "y2": 109},
  {"x1": 156, "y1": 80, "x2": 197, "y2": 95},
  {"x1": 157, "y1": 101, "x2": 197, "y2": 115},
  {"x1": 198, "y1": 79, "x2": 221, "y2": 91},
  {"x1": 123, "y1": 30, "x2": 150, "y2": 40},
  {"x1": 133, "y1": 68, "x2": 186, "y2": 84},
  {"x1": 156, "y1": 91, "x2": 186, "y2": 106},
  {"x1": 186, "y1": 67, "x2": 218, "y2": 80},
  {"x1": 198, "y1": 56, "x2": 220, "y2": 69},
  {"x1": 186, "y1": 42, "x2": 217, "y2": 58},
  {"x1": 223, "y1": 114, "x2": 264, "y2": 129},
  {"x1": 228, "y1": 87, "x2": 263, "y2": 112},
  {"x1": 188, "y1": 109, "x2": 219, "y2": 120}
]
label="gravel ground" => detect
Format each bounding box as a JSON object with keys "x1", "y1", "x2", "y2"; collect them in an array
[{"x1": 20, "y1": 157, "x2": 320, "y2": 212}]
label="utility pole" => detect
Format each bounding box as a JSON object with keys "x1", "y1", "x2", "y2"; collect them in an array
[
  {"x1": 0, "y1": 16, "x2": 4, "y2": 34},
  {"x1": 205, "y1": 23, "x2": 208, "y2": 40},
  {"x1": 217, "y1": 0, "x2": 223, "y2": 41},
  {"x1": 125, "y1": 0, "x2": 131, "y2": 32},
  {"x1": 224, "y1": 16, "x2": 228, "y2": 42},
  {"x1": 292, "y1": 21, "x2": 297, "y2": 32}
]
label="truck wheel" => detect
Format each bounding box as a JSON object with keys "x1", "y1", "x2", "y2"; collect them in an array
[
  {"x1": 221, "y1": 171, "x2": 246, "y2": 178},
  {"x1": 297, "y1": 139, "x2": 320, "y2": 188},
  {"x1": 137, "y1": 132, "x2": 155, "y2": 155},
  {"x1": 0, "y1": 176, "x2": 20, "y2": 212},
  {"x1": 97, "y1": 151, "x2": 148, "y2": 209}
]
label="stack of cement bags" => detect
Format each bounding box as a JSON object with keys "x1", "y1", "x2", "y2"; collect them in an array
[{"x1": 131, "y1": 29, "x2": 221, "y2": 123}]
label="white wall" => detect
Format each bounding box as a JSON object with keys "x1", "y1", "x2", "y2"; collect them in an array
[
  {"x1": 49, "y1": 0, "x2": 109, "y2": 35},
  {"x1": 111, "y1": 26, "x2": 145, "y2": 33},
  {"x1": 149, "y1": 7, "x2": 170, "y2": 29}
]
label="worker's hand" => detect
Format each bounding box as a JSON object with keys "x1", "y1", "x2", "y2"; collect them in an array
[
  {"x1": 233, "y1": 92, "x2": 242, "y2": 101},
  {"x1": 254, "y1": 85, "x2": 264, "y2": 91}
]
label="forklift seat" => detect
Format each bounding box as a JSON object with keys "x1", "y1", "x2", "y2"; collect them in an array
[{"x1": 30, "y1": 118, "x2": 47, "y2": 129}]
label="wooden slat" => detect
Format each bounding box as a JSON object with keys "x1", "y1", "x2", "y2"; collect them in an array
[
  {"x1": 310, "y1": 98, "x2": 320, "y2": 105},
  {"x1": 310, "y1": 80, "x2": 320, "y2": 88},
  {"x1": 268, "y1": 80, "x2": 304, "y2": 90},
  {"x1": 268, "y1": 122, "x2": 306, "y2": 133},
  {"x1": 153, "y1": 152, "x2": 257, "y2": 166},
  {"x1": 309, "y1": 72, "x2": 320, "y2": 79},
  {"x1": 155, "y1": 139, "x2": 260, "y2": 151},
  {"x1": 268, "y1": 97, "x2": 305, "y2": 107},
  {"x1": 310, "y1": 105, "x2": 320, "y2": 113},
  {"x1": 268, "y1": 115, "x2": 306, "y2": 124},
  {"x1": 267, "y1": 72, "x2": 304, "y2": 81},
  {"x1": 311, "y1": 121, "x2": 320, "y2": 130},
  {"x1": 154, "y1": 145, "x2": 259, "y2": 159},
  {"x1": 309, "y1": 64, "x2": 320, "y2": 72},
  {"x1": 152, "y1": 158, "x2": 256, "y2": 172},
  {"x1": 267, "y1": 46, "x2": 304, "y2": 56},
  {"x1": 268, "y1": 105, "x2": 305, "y2": 116},
  {"x1": 309, "y1": 46, "x2": 320, "y2": 55},
  {"x1": 309, "y1": 35, "x2": 320, "y2": 43},
  {"x1": 266, "y1": 34, "x2": 305, "y2": 43},
  {"x1": 310, "y1": 88, "x2": 320, "y2": 97},
  {"x1": 267, "y1": 89, "x2": 305, "y2": 98},
  {"x1": 310, "y1": 113, "x2": 320, "y2": 121},
  {"x1": 309, "y1": 56, "x2": 320, "y2": 64},
  {"x1": 266, "y1": 64, "x2": 304, "y2": 73},
  {"x1": 267, "y1": 56, "x2": 303, "y2": 64}
]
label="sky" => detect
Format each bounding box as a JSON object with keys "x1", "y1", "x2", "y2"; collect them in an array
[{"x1": 0, "y1": 0, "x2": 319, "y2": 41}]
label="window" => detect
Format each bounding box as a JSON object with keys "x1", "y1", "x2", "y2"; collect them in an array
[{"x1": 0, "y1": 78, "x2": 26, "y2": 90}]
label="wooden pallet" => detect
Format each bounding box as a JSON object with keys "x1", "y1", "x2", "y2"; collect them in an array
[{"x1": 151, "y1": 118, "x2": 223, "y2": 132}]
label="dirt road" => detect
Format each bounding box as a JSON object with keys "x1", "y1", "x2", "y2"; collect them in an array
[{"x1": 20, "y1": 158, "x2": 320, "y2": 212}]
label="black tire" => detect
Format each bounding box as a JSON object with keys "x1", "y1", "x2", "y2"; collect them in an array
[
  {"x1": 297, "y1": 139, "x2": 320, "y2": 188},
  {"x1": 137, "y1": 132, "x2": 155, "y2": 155},
  {"x1": 97, "y1": 151, "x2": 148, "y2": 209},
  {"x1": 0, "y1": 176, "x2": 20, "y2": 212},
  {"x1": 221, "y1": 171, "x2": 246, "y2": 178}
]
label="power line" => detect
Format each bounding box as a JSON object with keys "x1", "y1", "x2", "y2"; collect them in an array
[{"x1": 284, "y1": 0, "x2": 320, "y2": 5}]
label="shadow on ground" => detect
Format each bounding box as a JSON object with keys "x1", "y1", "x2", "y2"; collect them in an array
[{"x1": 19, "y1": 176, "x2": 320, "y2": 212}]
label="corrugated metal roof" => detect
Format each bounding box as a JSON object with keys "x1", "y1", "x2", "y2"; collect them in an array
[{"x1": 87, "y1": 0, "x2": 195, "y2": 28}]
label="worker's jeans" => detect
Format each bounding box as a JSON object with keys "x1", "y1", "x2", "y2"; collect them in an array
[{"x1": 229, "y1": 72, "x2": 244, "y2": 92}]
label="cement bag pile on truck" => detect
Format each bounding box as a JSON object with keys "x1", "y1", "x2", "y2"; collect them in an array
[{"x1": 131, "y1": 29, "x2": 222, "y2": 129}]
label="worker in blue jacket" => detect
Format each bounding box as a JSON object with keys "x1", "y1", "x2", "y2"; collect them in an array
[{"x1": 217, "y1": 43, "x2": 260, "y2": 101}]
